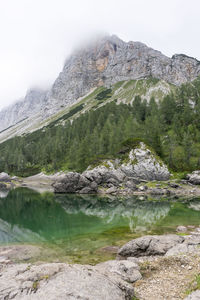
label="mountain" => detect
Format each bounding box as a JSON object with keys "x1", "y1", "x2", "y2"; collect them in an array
[
  {"x1": 0, "y1": 89, "x2": 47, "y2": 132},
  {"x1": 0, "y1": 35, "x2": 200, "y2": 135},
  {"x1": 49, "y1": 35, "x2": 200, "y2": 107},
  {"x1": 1, "y1": 35, "x2": 200, "y2": 176}
]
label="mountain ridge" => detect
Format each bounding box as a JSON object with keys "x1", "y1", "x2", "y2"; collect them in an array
[{"x1": 0, "y1": 34, "x2": 200, "y2": 133}]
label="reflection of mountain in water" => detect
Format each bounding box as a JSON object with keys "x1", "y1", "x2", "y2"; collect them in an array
[
  {"x1": 56, "y1": 195, "x2": 171, "y2": 232},
  {"x1": 1, "y1": 188, "x2": 198, "y2": 245},
  {"x1": 0, "y1": 218, "x2": 44, "y2": 243},
  {"x1": 188, "y1": 200, "x2": 200, "y2": 211}
]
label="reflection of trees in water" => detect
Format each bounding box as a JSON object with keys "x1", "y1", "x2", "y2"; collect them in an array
[
  {"x1": 2, "y1": 188, "x2": 198, "y2": 245},
  {"x1": 57, "y1": 194, "x2": 171, "y2": 231}
]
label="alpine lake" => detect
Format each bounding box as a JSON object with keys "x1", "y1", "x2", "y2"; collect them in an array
[{"x1": 0, "y1": 187, "x2": 200, "y2": 264}]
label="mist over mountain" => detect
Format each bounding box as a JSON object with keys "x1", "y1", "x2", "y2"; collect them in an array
[{"x1": 0, "y1": 35, "x2": 200, "y2": 132}]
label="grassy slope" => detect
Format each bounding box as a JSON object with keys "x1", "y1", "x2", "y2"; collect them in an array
[{"x1": 0, "y1": 78, "x2": 174, "y2": 144}]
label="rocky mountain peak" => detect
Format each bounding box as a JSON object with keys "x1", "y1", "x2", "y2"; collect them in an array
[{"x1": 1, "y1": 34, "x2": 200, "y2": 133}]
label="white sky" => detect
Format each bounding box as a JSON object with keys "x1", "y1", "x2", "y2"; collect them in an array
[{"x1": 0, "y1": 0, "x2": 199, "y2": 110}]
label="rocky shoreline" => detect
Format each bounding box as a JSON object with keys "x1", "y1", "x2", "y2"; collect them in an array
[
  {"x1": 1, "y1": 226, "x2": 200, "y2": 299},
  {"x1": 1, "y1": 170, "x2": 200, "y2": 200},
  {"x1": 1, "y1": 143, "x2": 200, "y2": 199}
]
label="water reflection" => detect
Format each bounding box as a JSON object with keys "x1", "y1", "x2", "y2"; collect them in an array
[{"x1": 0, "y1": 188, "x2": 199, "y2": 247}]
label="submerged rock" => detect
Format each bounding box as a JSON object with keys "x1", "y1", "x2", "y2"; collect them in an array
[{"x1": 118, "y1": 234, "x2": 184, "y2": 258}]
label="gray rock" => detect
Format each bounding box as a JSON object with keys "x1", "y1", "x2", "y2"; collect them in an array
[
  {"x1": 0, "y1": 172, "x2": 11, "y2": 182},
  {"x1": 168, "y1": 182, "x2": 180, "y2": 188},
  {"x1": 52, "y1": 172, "x2": 98, "y2": 194},
  {"x1": 176, "y1": 225, "x2": 187, "y2": 232},
  {"x1": 120, "y1": 143, "x2": 170, "y2": 181},
  {"x1": 96, "y1": 260, "x2": 142, "y2": 283},
  {"x1": 184, "y1": 290, "x2": 200, "y2": 299},
  {"x1": 165, "y1": 235, "x2": 200, "y2": 256},
  {"x1": 0, "y1": 262, "x2": 134, "y2": 300},
  {"x1": 138, "y1": 185, "x2": 148, "y2": 192},
  {"x1": 187, "y1": 171, "x2": 200, "y2": 185},
  {"x1": 125, "y1": 180, "x2": 137, "y2": 190},
  {"x1": 118, "y1": 234, "x2": 184, "y2": 258},
  {"x1": 49, "y1": 35, "x2": 200, "y2": 112},
  {"x1": 53, "y1": 143, "x2": 169, "y2": 194},
  {"x1": 150, "y1": 188, "x2": 166, "y2": 195},
  {"x1": 106, "y1": 186, "x2": 117, "y2": 194}
]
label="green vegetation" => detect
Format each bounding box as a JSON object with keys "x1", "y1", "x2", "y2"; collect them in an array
[
  {"x1": 95, "y1": 88, "x2": 112, "y2": 100},
  {"x1": 1, "y1": 77, "x2": 200, "y2": 176},
  {"x1": 185, "y1": 274, "x2": 200, "y2": 296}
]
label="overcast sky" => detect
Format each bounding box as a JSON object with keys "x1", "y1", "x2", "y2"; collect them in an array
[{"x1": 0, "y1": 0, "x2": 199, "y2": 110}]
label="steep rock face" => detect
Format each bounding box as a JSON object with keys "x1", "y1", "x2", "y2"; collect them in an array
[
  {"x1": 1, "y1": 35, "x2": 200, "y2": 133},
  {"x1": 48, "y1": 35, "x2": 200, "y2": 107},
  {"x1": 0, "y1": 89, "x2": 47, "y2": 131}
]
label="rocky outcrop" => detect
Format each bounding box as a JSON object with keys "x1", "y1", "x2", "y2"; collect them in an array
[
  {"x1": 119, "y1": 142, "x2": 170, "y2": 181},
  {"x1": 0, "y1": 172, "x2": 11, "y2": 182},
  {"x1": 96, "y1": 260, "x2": 142, "y2": 283},
  {"x1": 53, "y1": 143, "x2": 170, "y2": 194},
  {"x1": 0, "y1": 262, "x2": 135, "y2": 300},
  {"x1": 52, "y1": 172, "x2": 98, "y2": 194},
  {"x1": 118, "y1": 234, "x2": 184, "y2": 258},
  {"x1": 186, "y1": 171, "x2": 200, "y2": 185}
]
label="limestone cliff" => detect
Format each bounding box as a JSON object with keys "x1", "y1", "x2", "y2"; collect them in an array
[{"x1": 0, "y1": 35, "x2": 200, "y2": 132}]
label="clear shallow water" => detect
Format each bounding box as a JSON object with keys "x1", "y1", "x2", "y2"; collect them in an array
[{"x1": 0, "y1": 188, "x2": 200, "y2": 263}]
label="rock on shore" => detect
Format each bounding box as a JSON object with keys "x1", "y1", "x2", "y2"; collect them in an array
[
  {"x1": 53, "y1": 143, "x2": 170, "y2": 194},
  {"x1": 0, "y1": 262, "x2": 135, "y2": 300},
  {"x1": 186, "y1": 171, "x2": 200, "y2": 185}
]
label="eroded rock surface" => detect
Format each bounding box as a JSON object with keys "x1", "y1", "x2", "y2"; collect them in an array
[
  {"x1": 0, "y1": 262, "x2": 134, "y2": 300},
  {"x1": 187, "y1": 171, "x2": 200, "y2": 185},
  {"x1": 96, "y1": 259, "x2": 142, "y2": 283},
  {"x1": 53, "y1": 143, "x2": 170, "y2": 193},
  {"x1": 118, "y1": 234, "x2": 184, "y2": 258}
]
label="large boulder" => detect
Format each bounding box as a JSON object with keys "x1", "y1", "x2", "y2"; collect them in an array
[
  {"x1": 96, "y1": 260, "x2": 142, "y2": 283},
  {"x1": 118, "y1": 234, "x2": 184, "y2": 258},
  {"x1": 0, "y1": 263, "x2": 134, "y2": 300},
  {"x1": 0, "y1": 172, "x2": 11, "y2": 182},
  {"x1": 120, "y1": 143, "x2": 170, "y2": 181},
  {"x1": 52, "y1": 172, "x2": 98, "y2": 194},
  {"x1": 53, "y1": 143, "x2": 170, "y2": 193},
  {"x1": 186, "y1": 171, "x2": 200, "y2": 185},
  {"x1": 165, "y1": 235, "x2": 200, "y2": 257}
]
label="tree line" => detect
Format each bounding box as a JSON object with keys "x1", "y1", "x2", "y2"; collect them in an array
[{"x1": 1, "y1": 77, "x2": 200, "y2": 176}]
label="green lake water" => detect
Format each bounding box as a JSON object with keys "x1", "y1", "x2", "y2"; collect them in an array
[{"x1": 0, "y1": 188, "x2": 200, "y2": 264}]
